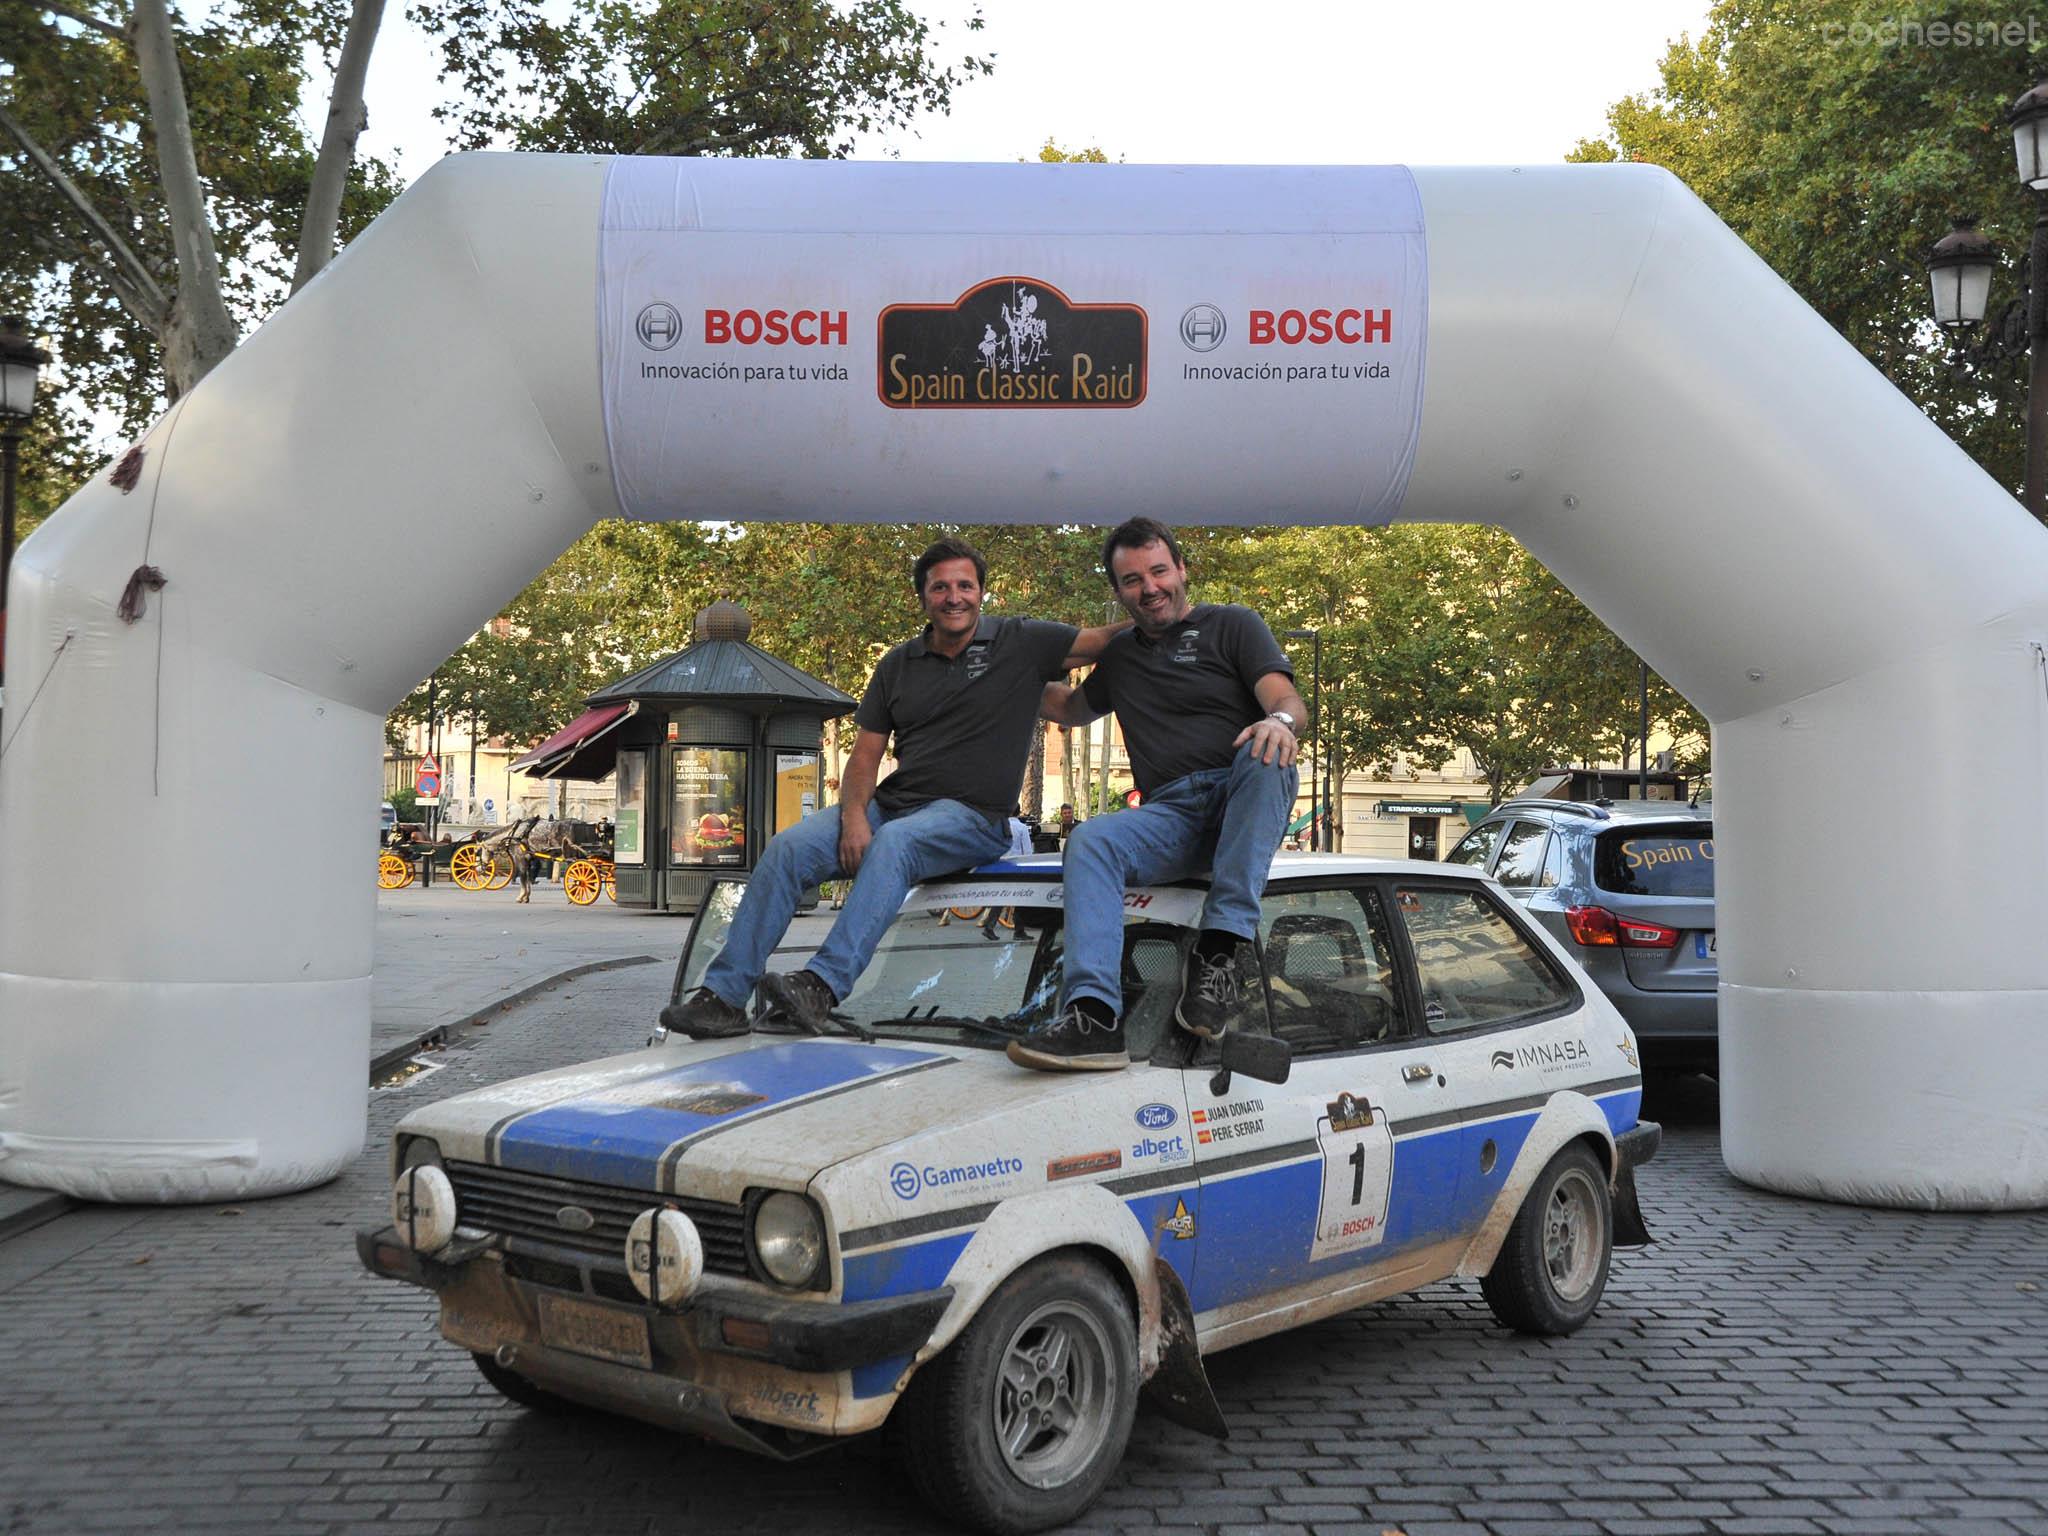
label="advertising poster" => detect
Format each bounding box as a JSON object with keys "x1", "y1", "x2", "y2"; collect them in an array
[
  {"x1": 613, "y1": 751, "x2": 646, "y2": 865},
  {"x1": 775, "y1": 752, "x2": 819, "y2": 836},
  {"x1": 671, "y1": 748, "x2": 747, "y2": 866}
]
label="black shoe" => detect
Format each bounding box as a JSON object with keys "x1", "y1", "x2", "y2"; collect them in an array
[
  {"x1": 758, "y1": 970, "x2": 836, "y2": 1034},
  {"x1": 1007, "y1": 1004, "x2": 1129, "y2": 1072},
  {"x1": 660, "y1": 987, "x2": 750, "y2": 1040},
  {"x1": 1176, "y1": 946, "x2": 1245, "y2": 1040}
]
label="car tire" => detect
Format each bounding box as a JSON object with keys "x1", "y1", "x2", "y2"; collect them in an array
[
  {"x1": 897, "y1": 1252, "x2": 1138, "y2": 1535},
  {"x1": 1480, "y1": 1142, "x2": 1612, "y2": 1336},
  {"x1": 470, "y1": 1350, "x2": 573, "y2": 1411}
]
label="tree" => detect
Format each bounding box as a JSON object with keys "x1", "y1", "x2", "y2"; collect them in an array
[
  {"x1": 413, "y1": 0, "x2": 989, "y2": 156},
  {"x1": 1568, "y1": 0, "x2": 2047, "y2": 507}
]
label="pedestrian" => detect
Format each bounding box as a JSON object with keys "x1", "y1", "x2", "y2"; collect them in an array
[
  {"x1": 1010, "y1": 517, "x2": 1306, "y2": 1071},
  {"x1": 663, "y1": 537, "x2": 1125, "y2": 1039}
]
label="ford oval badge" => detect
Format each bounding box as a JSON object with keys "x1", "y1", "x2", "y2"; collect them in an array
[
  {"x1": 555, "y1": 1205, "x2": 596, "y2": 1233},
  {"x1": 1135, "y1": 1103, "x2": 1178, "y2": 1131}
]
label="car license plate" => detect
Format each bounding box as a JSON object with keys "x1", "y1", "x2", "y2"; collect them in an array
[
  {"x1": 536, "y1": 1291, "x2": 651, "y2": 1369},
  {"x1": 1696, "y1": 932, "x2": 1717, "y2": 959}
]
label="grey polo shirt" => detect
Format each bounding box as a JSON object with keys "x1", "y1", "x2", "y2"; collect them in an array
[
  {"x1": 1080, "y1": 603, "x2": 1294, "y2": 797},
  {"x1": 857, "y1": 614, "x2": 1079, "y2": 822}
]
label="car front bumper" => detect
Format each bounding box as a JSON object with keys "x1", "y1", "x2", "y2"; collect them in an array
[{"x1": 358, "y1": 1225, "x2": 951, "y2": 1442}]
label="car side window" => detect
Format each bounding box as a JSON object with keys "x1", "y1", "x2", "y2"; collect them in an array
[
  {"x1": 1492, "y1": 820, "x2": 1550, "y2": 888},
  {"x1": 1539, "y1": 829, "x2": 1566, "y2": 888},
  {"x1": 1255, "y1": 886, "x2": 1403, "y2": 1055},
  {"x1": 1443, "y1": 822, "x2": 1501, "y2": 868},
  {"x1": 1393, "y1": 884, "x2": 1575, "y2": 1033}
]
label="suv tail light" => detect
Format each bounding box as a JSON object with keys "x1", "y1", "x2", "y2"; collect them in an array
[{"x1": 1566, "y1": 905, "x2": 1680, "y2": 949}]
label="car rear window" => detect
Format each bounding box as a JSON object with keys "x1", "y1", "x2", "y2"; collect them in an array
[{"x1": 1595, "y1": 829, "x2": 1714, "y2": 898}]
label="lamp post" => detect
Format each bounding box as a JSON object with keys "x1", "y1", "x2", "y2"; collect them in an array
[
  {"x1": 1285, "y1": 627, "x2": 1322, "y2": 850},
  {"x1": 0, "y1": 316, "x2": 52, "y2": 697},
  {"x1": 1926, "y1": 80, "x2": 2048, "y2": 524}
]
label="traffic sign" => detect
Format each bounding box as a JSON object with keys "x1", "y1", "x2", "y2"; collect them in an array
[{"x1": 414, "y1": 754, "x2": 442, "y2": 798}]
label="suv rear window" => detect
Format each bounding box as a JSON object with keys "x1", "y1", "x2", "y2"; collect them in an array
[{"x1": 1595, "y1": 828, "x2": 1715, "y2": 898}]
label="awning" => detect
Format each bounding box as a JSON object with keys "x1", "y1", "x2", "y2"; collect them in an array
[
  {"x1": 511, "y1": 702, "x2": 637, "y2": 779},
  {"x1": 1285, "y1": 801, "x2": 1329, "y2": 836}
]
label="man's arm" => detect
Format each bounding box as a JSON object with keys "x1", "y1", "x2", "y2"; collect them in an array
[
  {"x1": 1040, "y1": 679, "x2": 1109, "y2": 728},
  {"x1": 1232, "y1": 672, "x2": 1310, "y2": 767},
  {"x1": 836, "y1": 729, "x2": 888, "y2": 874},
  {"x1": 1058, "y1": 619, "x2": 1130, "y2": 672}
]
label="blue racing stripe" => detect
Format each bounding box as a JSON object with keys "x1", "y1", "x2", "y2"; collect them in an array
[
  {"x1": 843, "y1": 1230, "x2": 974, "y2": 1399},
  {"x1": 495, "y1": 1041, "x2": 940, "y2": 1187}
]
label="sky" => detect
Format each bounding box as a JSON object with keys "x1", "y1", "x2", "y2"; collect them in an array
[{"x1": 351, "y1": 0, "x2": 1714, "y2": 181}]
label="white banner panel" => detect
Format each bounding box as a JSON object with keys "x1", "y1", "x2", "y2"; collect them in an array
[{"x1": 599, "y1": 158, "x2": 1426, "y2": 526}]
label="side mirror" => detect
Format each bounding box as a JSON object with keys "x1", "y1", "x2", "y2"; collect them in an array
[{"x1": 1209, "y1": 1030, "x2": 1292, "y2": 1096}]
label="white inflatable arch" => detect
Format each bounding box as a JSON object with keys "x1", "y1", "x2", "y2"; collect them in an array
[{"x1": 3, "y1": 156, "x2": 2045, "y2": 1208}]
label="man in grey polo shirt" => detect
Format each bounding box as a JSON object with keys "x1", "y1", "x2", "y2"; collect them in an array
[
  {"x1": 665, "y1": 536, "x2": 1120, "y2": 1038},
  {"x1": 1011, "y1": 517, "x2": 1306, "y2": 1071}
]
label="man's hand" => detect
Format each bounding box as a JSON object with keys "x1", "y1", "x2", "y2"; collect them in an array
[
  {"x1": 838, "y1": 813, "x2": 874, "y2": 875},
  {"x1": 1233, "y1": 713, "x2": 1299, "y2": 766}
]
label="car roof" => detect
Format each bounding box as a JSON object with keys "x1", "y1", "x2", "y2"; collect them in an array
[
  {"x1": 1487, "y1": 798, "x2": 1712, "y2": 826},
  {"x1": 949, "y1": 850, "x2": 1462, "y2": 883}
]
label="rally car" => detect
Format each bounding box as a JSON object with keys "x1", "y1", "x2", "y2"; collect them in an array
[{"x1": 360, "y1": 853, "x2": 1658, "y2": 1534}]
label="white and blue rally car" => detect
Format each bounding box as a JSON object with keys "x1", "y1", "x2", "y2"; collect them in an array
[{"x1": 360, "y1": 853, "x2": 1658, "y2": 1534}]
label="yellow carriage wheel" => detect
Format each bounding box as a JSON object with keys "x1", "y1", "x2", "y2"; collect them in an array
[
  {"x1": 449, "y1": 844, "x2": 486, "y2": 890},
  {"x1": 485, "y1": 852, "x2": 514, "y2": 890},
  {"x1": 564, "y1": 859, "x2": 602, "y2": 906},
  {"x1": 602, "y1": 861, "x2": 617, "y2": 903},
  {"x1": 378, "y1": 851, "x2": 411, "y2": 890}
]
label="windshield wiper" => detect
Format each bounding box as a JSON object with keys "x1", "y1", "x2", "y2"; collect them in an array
[
  {"x1": 756, "y1": 1010, "x2": 876, "y2": 1044},
  {"x1": 877, "y1": 1010, "x2": 1035, "y2": 1040}
]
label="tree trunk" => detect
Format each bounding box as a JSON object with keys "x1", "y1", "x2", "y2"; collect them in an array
[
  {"x1": 1078, "y1": 721, "x2": 1093, "y2": 814},
  {"x1": 291, "y1": 0, "x2": 387, "y2": 295},
  {"x1": 130, "y1": 0, "x2": 240, "y2": 396},
  {"x1": 1024, "y1": 723, "x2": 1044, "y2": 820}
]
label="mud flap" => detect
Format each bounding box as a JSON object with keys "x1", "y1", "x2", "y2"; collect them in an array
[
  {"x1": 1612, "y1": 1164, "x2": 1652, "y2": 1248},
  {"x1": 1140, "y1": 1258, "x2": 1228, "y2": 1440}
]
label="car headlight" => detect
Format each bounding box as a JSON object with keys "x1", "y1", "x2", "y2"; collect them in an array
[
  {"x1": 751, "y1": 1191, "x2": 825, "y2": 1289},
  {"x1": 627, "y1": 1208, "x2": 704, "y2": 1307}
]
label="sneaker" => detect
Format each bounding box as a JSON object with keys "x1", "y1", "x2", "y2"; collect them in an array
[
  {"x1": 659, "y1": 987, "x2": 749, "y2": 1040},
  {"x1": 1007, "y1": 1004, "x2": 1129, "y2": 1072},
  {"x1": 758, "y1": 969, "x2": 836, "y2": 1034},
  {"x1": 1175, "y1": 946, "x2": 1244, "y2": 1040}
]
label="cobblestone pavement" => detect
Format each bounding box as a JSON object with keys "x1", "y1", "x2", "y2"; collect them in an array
[{"x1": 3, "y1": 964, "x2": 2045, "y2": 1536}]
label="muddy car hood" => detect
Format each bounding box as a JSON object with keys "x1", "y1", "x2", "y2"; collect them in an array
[{"x1": 396, "y1": 1035, "x2": 1161, "y2": 1202}]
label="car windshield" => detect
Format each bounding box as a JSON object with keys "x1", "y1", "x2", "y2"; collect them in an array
[{"x1": 677, "y1": 876, "x2": 1202, "y2": 1058}]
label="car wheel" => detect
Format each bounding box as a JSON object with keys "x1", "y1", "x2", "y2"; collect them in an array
[
  {"x1": 471, "y1": 1350, "x2": 573, "y2": 1411},
  {"x1": 898, "y1": 1253, "x2": 1138, "y2": 1535},
  {"x1": 1480, "y1": 1142, "x2": 1612, "y2": 1336}
]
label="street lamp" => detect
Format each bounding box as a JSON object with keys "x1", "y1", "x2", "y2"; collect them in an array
[
  {"x1": 1, "y1": 315, "x2": 52, "y2": 694},
  {"x1": 1284, "y1": 627, "x2": 1321, "y2": 850},
  {"x1": 1926, "y1": 81, "x2": 2048, "y2": 523}
]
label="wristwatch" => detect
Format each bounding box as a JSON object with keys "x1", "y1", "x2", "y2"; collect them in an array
[{"x1": 1266, "y1": 710, "x2": 1298, "y2": 733}]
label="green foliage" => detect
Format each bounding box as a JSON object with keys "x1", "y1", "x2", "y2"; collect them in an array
[
  {"x1": 1568, "y1": 0, "x2": 2047, "y2": 499},
  {"x1": 409, "y1": 0, "x2": 992, "y2": 155},
  {"x1": 2, "y1": 0, "x2": 404, "y2": 538},
  {"x1": 1030, "y1": 137, "x2": 1111, "y2": 163}
]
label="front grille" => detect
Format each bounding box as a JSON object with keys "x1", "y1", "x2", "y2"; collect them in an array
[{"x1": 446, "y1": 1160, "x2": 750, "y2": 1278}]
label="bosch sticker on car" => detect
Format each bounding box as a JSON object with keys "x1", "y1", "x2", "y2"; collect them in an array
[{"x1": 1309, "y1": 1094, "x2": 1394, "y2": 1264}]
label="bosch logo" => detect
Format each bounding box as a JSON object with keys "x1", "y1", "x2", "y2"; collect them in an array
[
  {"x1": 636, "y1": 302, "x2": 683, "y2": 351},
  {"x1": 889, "y1": 1162, "x2": 922, "y2": 1200},
  {"x1": 704, "y1": 307, "x2": 849, "y2": 346},
  {"x1": 1249, "y1": 307, "x2": 1392, "y2": 345},
  {"x1": 1135, "y1": 1103, "x2": 1178, "y2": 1130},
  {"x1": 1179, "y1": 304, "x2": 1226, "y2": 352}
]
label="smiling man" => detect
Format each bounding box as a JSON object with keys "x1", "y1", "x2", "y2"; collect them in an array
[
  {"x1": 1012, "y1": 517, "x2": 1306, "y2": 1071},
  {"x1": 666, "y1": 537, "x2": 1123, "y2": 1039}
]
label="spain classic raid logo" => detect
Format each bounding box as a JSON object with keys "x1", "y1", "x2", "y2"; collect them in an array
[{"x1": 879, "y1": 277, "x2": 1147, "y2": 409}]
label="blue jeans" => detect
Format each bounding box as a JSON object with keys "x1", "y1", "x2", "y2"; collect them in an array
[
  {"x1": 1061, "y1": 744, "x2": 1299, "y2": 1016},
  {"x1": 701, "y1": 798, "x2": 1009, "y2": 1006}
]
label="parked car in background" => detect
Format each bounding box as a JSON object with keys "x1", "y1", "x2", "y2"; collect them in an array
[
  {"x1": 380, "y1": 801, "x2": 397, "y2": 843},
  {"x1": 360, "y1": 852, "x2": 1657, "y2": 1534},
  {"x1": 1446, "y1": 799, "x2": 1717, "y2": 1073}
]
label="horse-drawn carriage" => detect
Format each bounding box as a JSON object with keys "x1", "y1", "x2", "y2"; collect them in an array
[{"x1": 379, "y1": 818, "x2": 615, "y2": 905}]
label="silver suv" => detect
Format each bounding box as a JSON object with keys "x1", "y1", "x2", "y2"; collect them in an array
[{"x1": 1445, "y1": 799, "x2": 1715, "y2": 1072}]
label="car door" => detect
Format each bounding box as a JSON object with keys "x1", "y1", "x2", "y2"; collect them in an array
[
  {"x1": 1384, "y1": 877, "x2": 1593, "y2": 1236},
  {"x1": 1181, "y1": 881, "x2": 1462, "y2": 1319}
]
